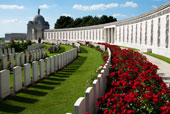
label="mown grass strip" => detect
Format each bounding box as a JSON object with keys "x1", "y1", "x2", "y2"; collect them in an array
[
  {"x1": 119, "y1": 45, "x2": 140, "y2": 51},
  {"x1": 144, "y1": 52, "x2": 170, "y2": 64}
]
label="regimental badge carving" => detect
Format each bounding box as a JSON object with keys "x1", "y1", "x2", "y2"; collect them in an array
[
  {"x1": 166, "y1": 15, "x2": 169, "y2": 48},
  {"x1": 145, "y1": 21, "x2": 147, "y2": 45}
]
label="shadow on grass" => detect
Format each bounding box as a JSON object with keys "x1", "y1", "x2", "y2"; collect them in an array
[
  {"x1": 0, "y1": 54, "x2": 87, "y2": 114},
  {"x1": 8, "y1": 96, "x2": 38, "y2": 103},
  {"x1": 0, "y1": 103, "x2": 25, "y2": 113},
  {"x1": 80, "y1": 46, "x2": 88, "y2": 53}
]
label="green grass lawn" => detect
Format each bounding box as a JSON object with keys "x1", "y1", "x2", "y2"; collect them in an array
[
  {"x1": 43, "y1": 43, "x2": 73, "y2": 57},
  {"x1": 0, "y1": 46, "x2": 104, "y2": 114},
  {"x1": 144, "y1": 52, "x2": 170, "y2": 64},
  {"x1": 119, "y1": 45, "x2": 140, "y2": 51}
]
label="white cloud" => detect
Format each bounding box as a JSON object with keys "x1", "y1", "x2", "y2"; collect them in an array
[
  {"x1": 0, "y1": 5, "x2": 24, "y2": 9},
  {"x1": 2, "y1": 19, "x2": 18, "y2": 23},
  {"x1": 73, "y1": 3, "x2": 119, "y2": 11},
  {"x1": 61, "y1": 14, "x2": 71, "y2": 17},
  {"x1": 152, "y1": 5, "x2": 158, "y2": 9},
  {"x1": 112, "y1": 14, "x2": 127, "y2": 18},
  {"x1": 121, "y1": 2, "x2": 138, "y2": 8},
  {"x1": 39, "y1": 4, "x2": 49, "y2": 9}
]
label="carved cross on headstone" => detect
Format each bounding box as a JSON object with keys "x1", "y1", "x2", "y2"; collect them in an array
[{"x1": 38, "y1": 8, "x2": 40, "y2": 15}]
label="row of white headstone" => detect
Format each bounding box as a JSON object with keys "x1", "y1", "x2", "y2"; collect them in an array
[
  {"x1": 0, "y1": 48, "x2": 78, "y2": 99},
  {"x1": 27, "y1": 44, "x2": 43, "y2": 51},
  {"x1": 1, "y1": 48, "x2": 46, "y2": 70},
  {"x1": 0, "y1": 48, "x2": 15, "y2": 59},
  {"x1": 66, "y1": 48, "x2": 111, "y2": 114}
]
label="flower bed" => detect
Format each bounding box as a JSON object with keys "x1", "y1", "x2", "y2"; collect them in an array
[{"x1": 97, "y1": 44, "x2": 170, "y2": 114}]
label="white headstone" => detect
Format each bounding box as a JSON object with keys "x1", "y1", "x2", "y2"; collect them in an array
[
  {"x1": 0, "y1": 70, "x2": 10, "y2": 99},
  {"x1": 12, "y1": 48, "x2": 15, "y2": 55},
  {"x1": 39, "y1": 59, "x2": 45, "y2": 78},
  {"x1": 9, "y1": 54, "x2": 14, "y2": 68},
  {"x1": 25, "y1": 51, "x2": 29, "y2": 63},
  {"x1": 2, "y1": 55, "x2": 7, "y2": 69},
  {"x1": 13, "y1": 66, "x2": 22, "y2": 92},
  {"x1": 45, "y1": 58, "x2": 50, "y2": 76},
  {"x1": 0, "y1": 49, "x2": 3, "y2": 59},
  {"x1": 74, "y1": 97, "x2": 86, "y2": 114},
  {"x1": 21, "y1": 52, "x2": 25, "y2": 65},
  {"x1": 50, "y1": 56, "x2": 54, "y2": 74},
  {"x1": 15, "y1": 53, "x2": 20, "y2": 66},
  {"x1": 24, "y1": 63, "x2": 31, "y2": 86},
  {"x1": 3, "y1": 49, "x2": 7, "y2": 56},
  {"x1": 32, "y1": 61, "x2": 39, "y2": 82},
  {"x1": 8, "y1": 48, "x2": 11, "y2": 54}
]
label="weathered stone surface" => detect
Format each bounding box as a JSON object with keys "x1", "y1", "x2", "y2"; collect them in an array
[
  {"x1": 85, "y1": 87, "x2": 94, "y2": 114},
  {"x1": 15, "y1": 53, "x2": 20, "y2": 66},
  {"x1": 7, "y1": 48, "x2": 11, "y2": 54},
  {"x1": 54, "y1": 55, "x2": 58, "y2": 71},
  {"x1": 0, "y1": 70, "x2": 10, "y2": 99},
  {"x1": 0, "y1": 49, "x2": 3, "y2": 59},
  {"x1": 39, "y1": 59, "x2": 45, "y2": 78},
  {"x1": 3, "y1": 49, "x2": 7, "y2": 56},
  {"x1": 13, "y1": 66, "x2": 22, "y2": 92},
  {"x1": 25, "y1": 51, "x2": 29, "y2": 63},
  {"x1": 24, "y1": 63, "x2": 31, "y2": 86},
  {"x1": 74, "y1": 97, "x2": 86, "y2": 114},
  {"x1": 21, "y1": 52, "x2": 25, "y2": 65},
  {"x1": 32, "y1": 61, "x2": 39, "y2": 82},
  {"x1": 12, "y1": 48, "x2": 15, "y2": 55},
  {"x1": 2, "y1": 55, "x2": 7, "y2": 69},
  {"x1": 50, "y1": 56, "x2": 54, "y2": 74},
  {"x1": 45, "y1": 57, "x2": 50, "y2": 76},
  {"x1": 9, "y1": 54, "x2": 14, "y2": 68}
]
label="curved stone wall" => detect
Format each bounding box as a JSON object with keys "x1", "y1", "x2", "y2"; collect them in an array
[{"x1": 44, "y1": 2, "x2": 170, "y2": 58}]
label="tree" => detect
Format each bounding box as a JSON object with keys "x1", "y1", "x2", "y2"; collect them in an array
[
  {"x1": 54, "y1": 15, "x2": 117, "y2": 29},
  {"x1": 54, "y1": 16, "x2": 74, "y2": 29}
]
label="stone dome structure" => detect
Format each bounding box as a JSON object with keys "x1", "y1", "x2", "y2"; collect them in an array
[
  {"x1": 27, "y1": 9, "x2": 49, "y2": 40},
  {"x1": 33, "y1": 15, "x2": 45, "y2": 24}
]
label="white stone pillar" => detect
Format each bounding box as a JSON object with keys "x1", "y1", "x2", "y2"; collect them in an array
[{"x1": 111, "y1": 28, "x2": 114, "y2": 44}]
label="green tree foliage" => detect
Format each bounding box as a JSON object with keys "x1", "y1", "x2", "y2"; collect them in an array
[{"x1": 54, "y1": 15, "x2": 117, "y2": 29}]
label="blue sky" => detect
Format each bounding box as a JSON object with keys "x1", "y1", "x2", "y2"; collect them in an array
[{"x1": 0, "y1": 0, "x2": 168, "y2": 37}]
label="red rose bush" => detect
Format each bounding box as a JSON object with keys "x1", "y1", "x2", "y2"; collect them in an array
[{"x1": 97, "y1": 44, "x2": 170, "y2": 114}]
